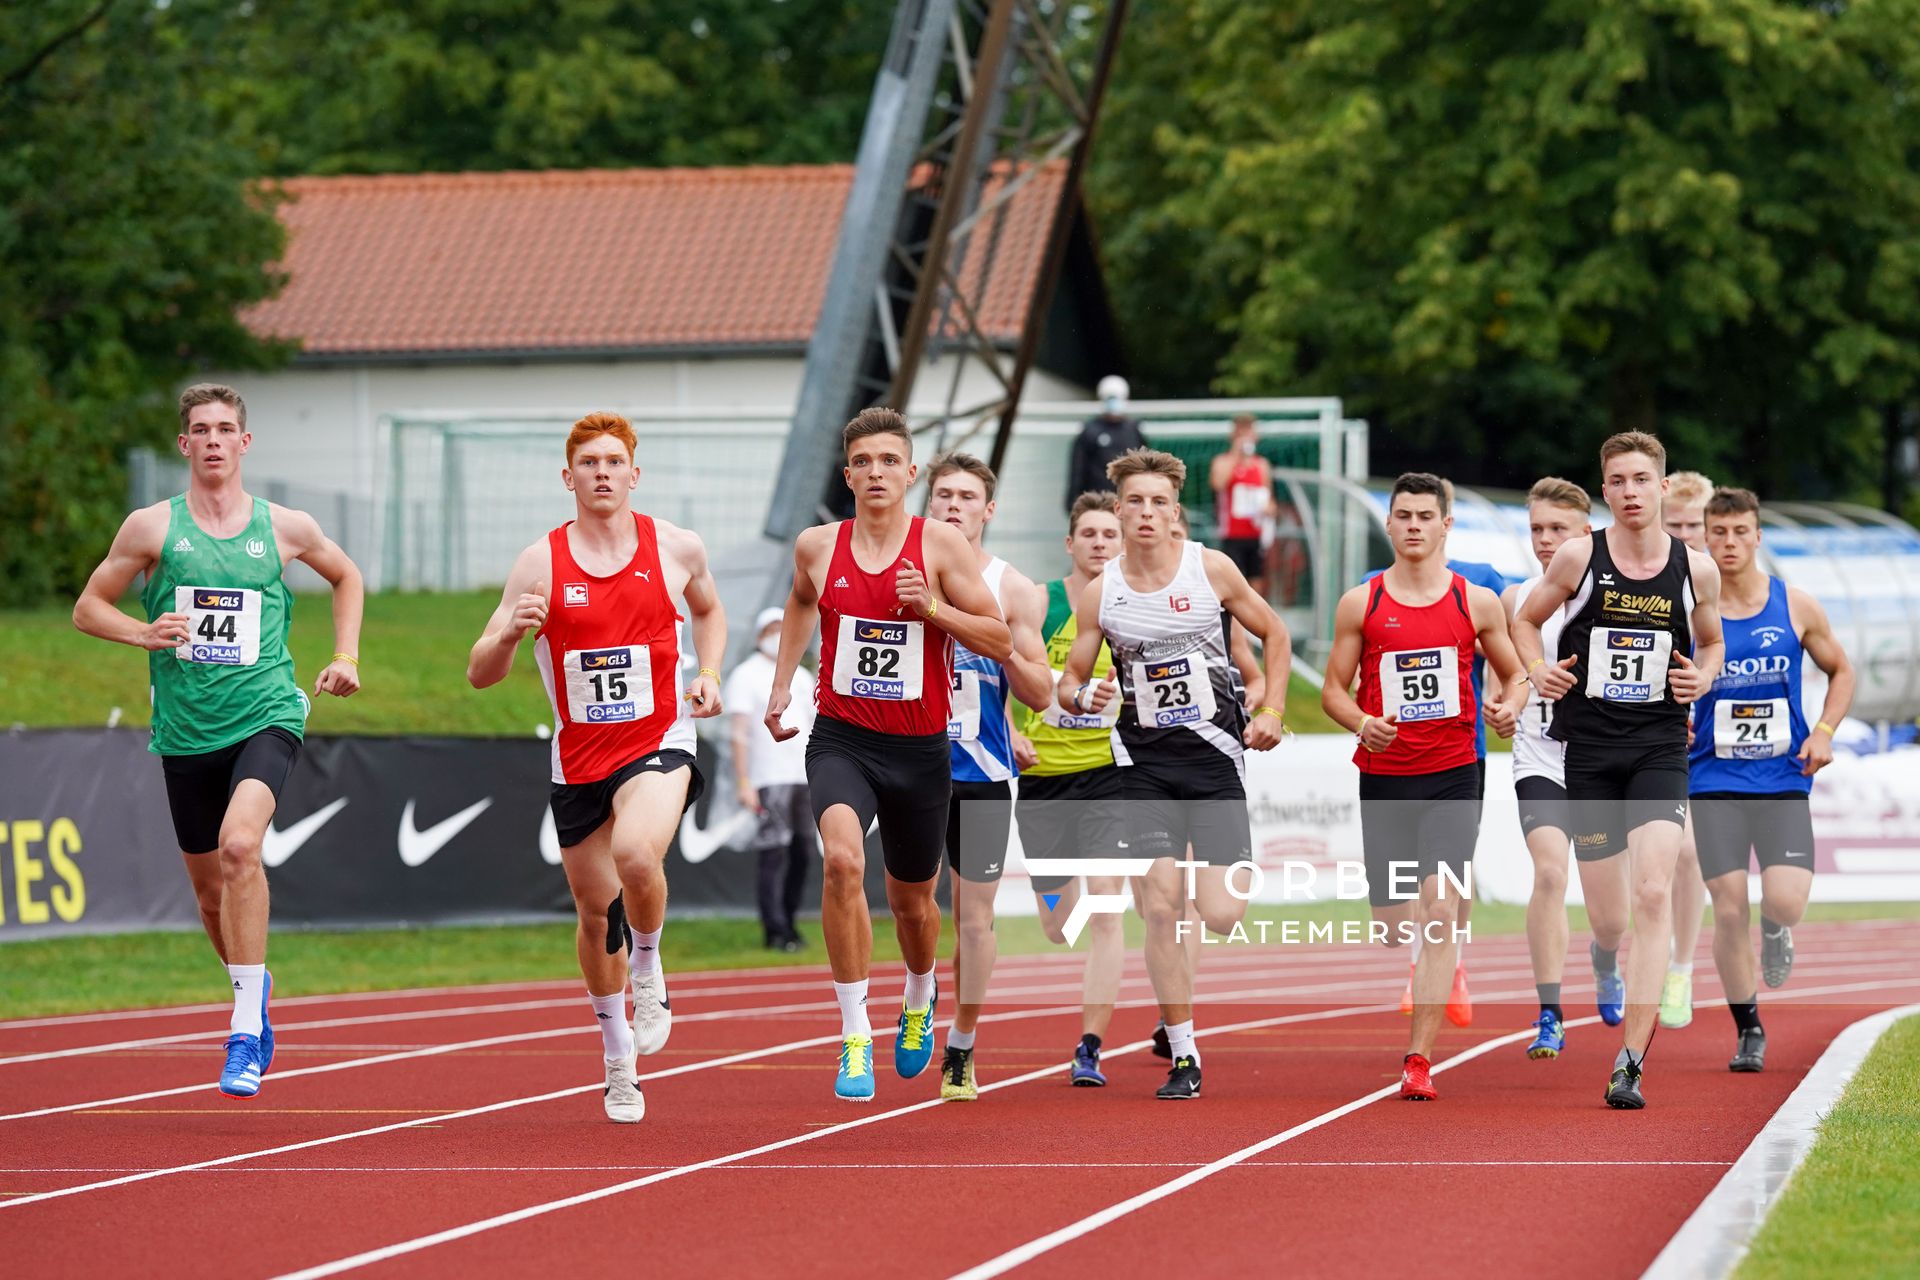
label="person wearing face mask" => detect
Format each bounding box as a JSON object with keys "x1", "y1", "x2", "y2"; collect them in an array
[
  {"x1": 724, "y1": 607, "x2": 819, "y2": 951},
  {"x1": 1208, "y1": 414, "x2": 1275, "y2": 596},
  {"x1": 1066, "y1": 375, "x2": 1149, "y2": 512}
]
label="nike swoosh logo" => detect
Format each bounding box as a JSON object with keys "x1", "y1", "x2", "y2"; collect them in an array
[
  {"x1": 397, "y1": 797, "x2": 493, "y2": 867},
  {"x1": 676, "y1": 807, "x2": 757, "y2": 864},
  {"x1": 261, "y1": 797, "x2": 349, "y2": 867}
]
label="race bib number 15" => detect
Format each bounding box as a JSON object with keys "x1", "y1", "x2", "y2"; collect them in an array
[
  {"x1": 563, "y1": 644, "x2": 655, "y2": 725},
  {"x1": 173, "y1": 586, "x2": 261, "y2": 666}
]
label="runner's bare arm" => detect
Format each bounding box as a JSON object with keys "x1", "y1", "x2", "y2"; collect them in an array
[
  {"x1": 1230, "y1": 615, "x2": 1265, "y2": 711},
  {"x1": 662, "y1": 521, "x2": 726, "y2": 717},
  {"x1": 1790, "y1": 585, "x2": 1854, "y2": 774},
  {"x1": 72, "y1": 505, "x2": 180, "y2": 650},
  {"x1": 278, "y1": 505, "x2": 365, "y2": 697},
  {"x1": 1469, "y1": 584, "x2": 1525, "y2": 736},
  {"x1": 998, "y1": 566, "x2": 1054, "y2": 713},
  {"x1": 1516, "y1": 536, "x2": 1588, "y2": 697},
  {"x1": 1671, "y1": 548, "x2": 1725, "y2": 703},
  {"x1": 1319, "y1": 585, "x2": 1371, "y2": 735},
  {"x1": 915, "y1": 519, "x2": 1012, "y2": 661},
  {"x1": 467, "y1": 540, "x2": 551, "y2": 689},
  {"x1": 766, "y1": 526, "x2": 828, "y2": 741},
  {"x1": 1058, "y1": 570, "x2": 1115, "y2": 713},
  {"x1": 1205, "y1": 546, "x2": 1289, "y2": 746}
]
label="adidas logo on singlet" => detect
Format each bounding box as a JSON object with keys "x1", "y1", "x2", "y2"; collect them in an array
[
  {"x1": 173, "y1": 536, "x2": 194, "y2": 554},
  {"x1": 834, "y1": 576, "x2": 850, "y2": 588}
]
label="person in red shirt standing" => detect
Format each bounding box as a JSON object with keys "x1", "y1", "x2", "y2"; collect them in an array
[
  {"x1": 1208, "y1": 414, "x2": 1275, "y2": 597},
  {"x1": 1322, "y1": 473, "x2": 1527, "y2": 1102},
  {"x1": 764, "y1": 408, "x2": 1012, "y2": 1102},
  {"x1": 467, "y1": 412, "x2": 727, "y2": 1125}
]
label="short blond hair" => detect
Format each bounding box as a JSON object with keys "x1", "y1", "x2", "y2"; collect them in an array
[
  {"x1": 928, "y1": 451, "x2": 996, "y2": 502},
  {"x1": 1600, "y1": 431, "x2": 1667, "y2": 475},
  {"x1": 1666, "y1": 471, "x2": 1714, "y2": 507},
  {"x1": 179, "y1": 383, "x2": 246, "y2": 431},
  {"x1": 1107, "y1": 446, "x2": 1185, "y2": 494},
  {"x1": 1528, "y1": 476, "x2": 1591, "y2": 514}
]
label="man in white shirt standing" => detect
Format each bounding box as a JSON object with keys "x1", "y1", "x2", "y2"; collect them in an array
[{"x1": 725, "y1": 607, "x2": 818, "y2": 950}]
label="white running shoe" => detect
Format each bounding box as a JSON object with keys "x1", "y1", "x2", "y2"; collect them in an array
[
  {"x1": 603, "y1": 1054, "x2": 646, "y2": 1123},
  {"x1": 631, "y1": 966, "x2": 672, "y2": 1056}
]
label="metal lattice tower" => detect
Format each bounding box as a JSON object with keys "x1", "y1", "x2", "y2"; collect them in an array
[{"x1": 764, "y1": 0, "x2": 1130, "y2": 537}]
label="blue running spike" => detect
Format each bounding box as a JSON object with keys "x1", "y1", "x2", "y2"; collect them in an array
[{"x1": 1042, "y1": 894, "x2": 1061, "y2": 911}]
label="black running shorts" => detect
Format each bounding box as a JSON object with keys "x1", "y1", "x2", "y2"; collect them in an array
[
  {"x1": 948, "y1": 778, "x2": 1014, "y2": 884},
  {"x1": 550, "y1": 749, "x2": 705, "y2": 849},
  {"x1": 1220, "y1": 536, "x2": 1263, "y2": 580},
  {"x1": 161, "y1": 727, "x2": 302, "y2": 855},
  {"x1": 1357, "y1": 763, "x2": 1481, "y2": 906},
  {"x1": 1119, "y1": 749, "x2": 1251, "y2": 868},
  {"x1": 1690, "y1": 791, "x2": 1817, "y2": 882},
  {"x1": 1015, "y1": 765, "x2": 1128, "y2": 893},
  {"x1": 805, "y1": 715, "x2": 951, "y2": 884},
  {"x1": 1515, "y1": 774, "x2": 1573, "y2": 839},
  {"x1": 1564, "y1": 739, "x2": 1690, "y2": 862}
]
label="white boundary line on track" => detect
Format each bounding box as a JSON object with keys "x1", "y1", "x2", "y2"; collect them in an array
[
  {"x1": 0, "y1": 950, "x2": 1575, "y2": 1120},
  {"x1": 0, "y1": 1159, "x2": 1742, "y2": 1175},
  {"x1": 1640, "y1": 1000, "x2": 1920, "y2": 1280},
  {"x1": 259, "y1": 1000, "x2": 1414, "y2": 1280},
  {"x1": 944, "y1": 977, "x2": 1920, "y2": 1280}
]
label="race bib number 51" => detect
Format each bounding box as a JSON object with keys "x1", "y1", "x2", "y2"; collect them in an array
[
  {"x1": 1586, "y1": 628, "x2": 1673, "y2": 702},
  {"x1": 833, "y1": 615, "x2": 925, "y2": 701},
  {"x1": 174, "y1": 586, "x2": 261, "y2": 666},
  {"x1": 563, "y1": 645, "x2": 655, "y2": 725}
]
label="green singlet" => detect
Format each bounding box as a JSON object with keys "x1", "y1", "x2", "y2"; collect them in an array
[
  {"x1": 1012, "y1": 578, "x2": 1117, "y2": 778},
  {"x1": 142, "y1": 495, "x2": 308, "y2": 756}
]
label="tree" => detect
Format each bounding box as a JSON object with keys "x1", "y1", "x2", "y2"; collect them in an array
[
  {"x1": 1091, "y1": 0, "x2": 1920, "y2": 497},
  {"x1": 211, "y1": 0, "x2": 893, "y2": 177},
  {"x1": 0, "y1": 0, "x2": 291, "y2": 605}
]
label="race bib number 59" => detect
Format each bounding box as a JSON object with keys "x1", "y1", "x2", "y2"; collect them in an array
[
  {"x1": 1379, "y1": 647, "x2": 1460, "y2": 722},
  {"x1": 833, "y1": 615, "x2": 925, "y2": 701},
  {"x1": 173, "y1": 586, "x2": 261, "y2": 666}
]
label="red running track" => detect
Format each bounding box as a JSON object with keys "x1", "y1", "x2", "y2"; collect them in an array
[{"x1": 1, "y1": 919, "x2": 1914, "y2": 1279}]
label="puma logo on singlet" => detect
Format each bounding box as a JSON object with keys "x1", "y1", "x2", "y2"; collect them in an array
[{"x1": 634, "y1": 569, "x2": 651, "y2": 581}]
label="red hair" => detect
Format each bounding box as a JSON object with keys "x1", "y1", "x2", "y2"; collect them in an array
[{"x1": 566, "y1": 412, "x2": 637, "y2": 465}]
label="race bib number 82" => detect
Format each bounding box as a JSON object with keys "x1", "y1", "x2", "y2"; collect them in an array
[{"x1": 833, "y1": 615, "x2": 925, "y2": 701}]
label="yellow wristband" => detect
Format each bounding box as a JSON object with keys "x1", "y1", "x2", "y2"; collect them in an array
[
  {"x1": 698, "y1": 667, "x2": 720, "y2": 681},
  {"x1": 1815, "y1": 720, "x2": 1836, "y2": 736},
  {"x1": 1256, "y1": 706, "x2": 1283, "y2": 721},
  {"x1": 331, "y1": 653, "x2": 359, "y2": 667},
  {"x1": 1357, "y1": 714, "x2": 1373, "y2": 743},
  {"x1": 924, "y1": 598, "x2": 939, "y2": 620},
  {"x1": 1527, "y1": 657, "x2": 1544, "y2": 673}
]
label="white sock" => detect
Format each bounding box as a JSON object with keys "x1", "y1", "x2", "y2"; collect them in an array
[
  {"x1": 228, "y1": 964, "x2": 266, "y2": 1037},
  {"x1": 947, "y1": 1026, "x2": 976, "y2": 1052},
  {"x1": 834, "y1": 979, "x2": 872, "y2": 1038},
  {"x1": 629, "y1": 927, "x2": 663, "y2": 981},
  {"x1": 591, "y1": 991, "x2": 633, "y2": 1059},
  {"x1": 902, "y1": 965, "x2": 935, "y2": 1012},
  {"x1": 1671, "y1": 961, "x2": 1694, "y2": 977},
  {"x1": 1166, "y1": 1018, "x2": 1199, "y2": 1066}
]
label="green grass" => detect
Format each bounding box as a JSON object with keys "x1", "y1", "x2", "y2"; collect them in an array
[
  {"x1": 1737, "y1": 1014, "x2": 1920, "y2": 1279},
  {"x1": 3, "y1": 592, "x2": 1336, "y2": 736},
  {"x1": 7, "y1": 900, "x2": 1914, "y2": 1019}
]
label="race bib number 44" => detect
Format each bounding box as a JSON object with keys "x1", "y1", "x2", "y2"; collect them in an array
[
  {"x1": 833, "y1": 615, "x2": 925, "y2": 701},
  {"x1": 174, "y1": 586, "x2": 261, "y2": 666},
  {"x1": 1715, "y1": 698, "x2": 1790, "y2": 759},
  {"x1": 1586, "y1": 628, "x2": 1673, "y2": 702},
  {"x1": 1131, "y1": 654, "x2": 1217, "y2": 729},
  {"x1": 1379, "y1": 647, "x2": 1461, "y2": 722},
  {"x1": 563, "y1": 644, "x2": 655, "y2": 725}
]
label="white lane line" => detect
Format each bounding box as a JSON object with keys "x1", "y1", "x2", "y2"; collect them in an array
[
  {"x1": 0, "y1": 1159, "x2": 1741, "y2": 1176},
  {"x1": 1642, "y1": 1000, "x2": 1920, "y2": 1280},
  {"x1": 261, "y1": 1000, "x2": 1414, "y2": 1280},
  {"x1": 945, "y1": 975, "x2": 1920, "y2": 1280}
]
